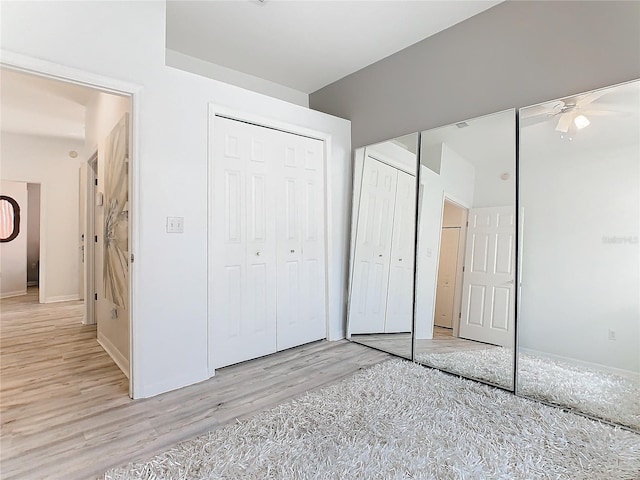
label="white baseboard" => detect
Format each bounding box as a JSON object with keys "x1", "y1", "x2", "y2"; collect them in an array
[
  {"x1": 45, "y1": 294, "x2": 81, "y2": 303},
  {"x1": 0, "y1": 289, "x2": 27, "y2": 299},
  {"x1": 98, "y1": 333, "x2": 130, "y2": 379},
  {"x1": 520, "y1": 347, "x2": 640, "y2": 381}
]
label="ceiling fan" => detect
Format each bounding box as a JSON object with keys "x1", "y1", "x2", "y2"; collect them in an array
[{"x1": 520, "y1": 89, "x2": 623, "y2": 135}]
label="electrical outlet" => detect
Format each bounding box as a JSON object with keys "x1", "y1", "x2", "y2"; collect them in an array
[
  {"x1": 166, "y1": 216, "x2": 184, "y2": 233},
  {"x1": 608, "y1": 329, "x2": 616, "y2": 341}
]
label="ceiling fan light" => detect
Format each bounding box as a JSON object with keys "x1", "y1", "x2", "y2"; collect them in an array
[{"x1": 574, "y1": 114, "x2": 590, "y2": 130}]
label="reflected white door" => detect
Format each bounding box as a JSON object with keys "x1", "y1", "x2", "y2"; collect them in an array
[
  {"x1": 211, "y1": 117, "x2": 278, "y2": 368},
  {"x1": 349, "y1": 156, "x2": 398, "y2": 334},
  {"x1": 434, "y1": 227, "x2": 461, "y2": 329},
  {"x1": 275, "y1": 131, "x2": 326, "y2": 350},
  {"x1": 385, "y1": 170, "x2": 415, "y2": 333},
  {"x1": 459, "y1": 206, "x2": 515, "y2": 347}
]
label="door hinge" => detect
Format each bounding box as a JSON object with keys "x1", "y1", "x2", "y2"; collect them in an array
[
  {"x1": 459, "y1": 312, "x2": 462, "y2": 319},
  {"x1": 94, "y1": 178, "x2": 98, "y2": 186},
  {"x1": 95, "y1": 235, "x2": 98, "y2": 243},
  {"x1": 130, "y1": 253, "x2": 134, "y2": 263},
  {"x1": 462, "y1": 266, "x2": 465, "y2": 272},
  {"x1": 94, "y1": 293, "x2": 98, "y2": 301}
]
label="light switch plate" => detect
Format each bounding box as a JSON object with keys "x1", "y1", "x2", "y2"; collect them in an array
[{"x1": 166, "y1": 216, "x2": 184, "y2": 233}]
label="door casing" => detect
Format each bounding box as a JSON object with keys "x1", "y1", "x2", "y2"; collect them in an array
[{"x1": 1, "y1": 50, "x2": 141, "y2": 398}]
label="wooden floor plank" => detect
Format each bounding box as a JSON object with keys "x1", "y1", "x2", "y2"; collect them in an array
[{"x1": 1, "y1": 288, "x2": 391, "y2": 480}]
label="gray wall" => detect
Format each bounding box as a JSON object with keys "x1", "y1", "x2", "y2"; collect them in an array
[{"x1": 309, "y1": 1, "x2": 640, "y2": 148}]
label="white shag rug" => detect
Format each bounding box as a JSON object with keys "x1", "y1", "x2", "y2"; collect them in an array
[
  {"x1": 103, "y1": 360, "x2": 640, "y2": 480},
  {"x1": 415, "y1": 348, "x2": 640, "y2": 431}
]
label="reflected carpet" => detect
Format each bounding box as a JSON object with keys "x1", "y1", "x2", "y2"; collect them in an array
[
  {"x1": 104, "y1": 360, "x2": 640, "y2": 480},
  {"x1": 416, "y1": 348, "x2": 640, "y2": 430}
]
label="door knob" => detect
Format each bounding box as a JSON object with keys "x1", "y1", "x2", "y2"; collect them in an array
[
  {"x1": 290, "y1": 249, "x2": 295, "y2": 253},
  {"x1": 399, "y1": 258, "x2": 402, "y2": 261},
  {"x1": 256, "y1": 251, "x2": 261, "y2": 256},
  {"x1": 378, "y1": 254, "x2": 383, "y2": 257}
]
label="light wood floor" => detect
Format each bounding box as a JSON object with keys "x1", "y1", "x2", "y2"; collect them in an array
[
  {"x1": 1, "y1": 289, "x2": 391, "y2": 480},
  {"x1": 352, "y1": 326, "x2": 495, "y2": 359}
]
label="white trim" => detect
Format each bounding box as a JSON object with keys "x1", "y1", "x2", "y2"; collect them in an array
[
  {"x1": 44, "y1": 294, "x2": 81, "y2": 303},
  {"x1": 441, "y1": 195, "x2": 469, "y2": 338},
  {"x1": 1, "y1": 49, "x2": 141, "y2": 399},
  {"x1": 39, "y1": 183, "x2": 46, "y2": 304},
  {"x1": 207, "y1": 103, "x2": 333, "y2": 378},
  {"x1": 83, "y1": 152, "x2": 98, "y2": 326},
  {"x1": 519, "y1": 347, "x2": 640, "y2": 381},
  {"x1": 98, "y1": 332, "x2": 130, "y2": 379},
  {"x1": 345, "y1": 148, "x2": 366, "y2": 339},
  {"x1": 0, "y1": 290, "x2": 28, "y2": 299}
]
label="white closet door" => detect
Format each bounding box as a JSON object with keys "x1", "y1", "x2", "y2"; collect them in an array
[
  {"x1": 459, "y1": 206, "x2": 515, "y2": 348},
  {"x1": 385, "y1": 170, "x2": 416, "y2": 333},
  {"x1": 276, "y1": 131, "x2": 327, "y2": 350},
  {"x1": 211, "y1": 117, "x2": 277, "y2": 368},
  {"x1": 348, "y1": 156, "x2": 398, "y2": 334}
]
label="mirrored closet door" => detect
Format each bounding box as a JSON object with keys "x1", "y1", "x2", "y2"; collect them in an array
[
  {"x1": 347, "y1": 133, "x2": 419, "y2": 360},
  {"x1": 414, "y1": 109, "x2": 517, "y2": 390},
  {"x1": 518, "y1": 80, "x2": 640, "y2": 430}
]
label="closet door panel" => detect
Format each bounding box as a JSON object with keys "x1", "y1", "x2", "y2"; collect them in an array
[
  {"x1": 348, "y1": 156, "x2": 398, "y2": 334},
  {"x1": 211, "y1": 117, "x2": 277, "y2": 369},
  {"x1": 385, "y1": 170, "x2": 416, "y2": 333},
  {"x1": 276, "y1": 133, "x2": 326, "y2": 350}
]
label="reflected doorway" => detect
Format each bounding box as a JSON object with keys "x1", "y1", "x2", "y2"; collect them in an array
[{"x1": 433, "y1": 199, "x2": 467, "y2": 336}]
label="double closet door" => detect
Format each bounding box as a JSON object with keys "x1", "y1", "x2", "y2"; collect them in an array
[
  {"x1": 210, "y1": 116, "x2": 326, "y2": 369},
  {"x1": 349, "y1": 155, "x2": 416, "y2": 334}
]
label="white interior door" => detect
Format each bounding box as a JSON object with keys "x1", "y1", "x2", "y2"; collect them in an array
[
  {"x1": 275, "y1": 130, "x2": 326, "y2": 350},
  {"x1": 459, "y1": 206, "x2": 515, "y2": 347},
  {"x1": 348, "y1": 156, "x2": 397, "y2": 334},
  {"x1": 384, "y1": 169, "x2": 416, "y2": 333},
  {"x1": 434, "y1": 227, "x2": 461, "y2": 329},
  {"x1": 211, "y1": 117, "x2": 278, "y2": 368}
]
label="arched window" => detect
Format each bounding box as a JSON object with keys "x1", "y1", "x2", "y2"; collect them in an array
[{"x1": 0, "y1": 195, "x2": 21, "y2": 243}]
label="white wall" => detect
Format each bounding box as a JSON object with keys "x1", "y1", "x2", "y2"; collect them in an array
[
  {"x1": 1, "y1": 133, "x2": 85, "y2": 302},
  {"x1": 26, "y1": 183, "x2": 40, "y2": 285},
  {"x1": 519, "y1": 143, "x2": 639, "y2": 373},
  {"x1": 85, "y1": 91, "x2": 132, "y2": 377},
  {"x1": 472, "y1": 162, "x2": 514, "y2": 207},
  {"x1": 166, "y1": 49, "x2": 308, "y2": 108},
  {"x1": 415, "y1": 144, "x2": 474, "y2": 339},
  {"x1": 0, "y1": 180, "x2": 28, "y2": 298},
  {"x1": 0, "y1": 1, "x2": 351, "y2": 398}
]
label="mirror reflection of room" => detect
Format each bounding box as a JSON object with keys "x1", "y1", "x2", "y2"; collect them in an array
[
  {"x1": 414, "y1": 110, "x2": 516, "y2": 390},
  {"x1": 348, "y1": 133, "x2": 418, "y2": 359},
  {"x1": 518, "y1": 80, "x2": 640, "y2": 430}
]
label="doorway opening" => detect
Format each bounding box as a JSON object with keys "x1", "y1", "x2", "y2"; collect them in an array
[{"x1": 0, "y1": 65, "x2": 134, "y2": 397}]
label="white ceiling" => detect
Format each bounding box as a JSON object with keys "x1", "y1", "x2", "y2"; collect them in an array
[
  {"x1": 421, "y1": 108, "x2": 515, "y2": 173},
  {"x1": 1, "y1": 68, "x2": 95, "y2": 140},
  {"x1": 166, "y1": 1, "x2": 501, "y2": 94}
]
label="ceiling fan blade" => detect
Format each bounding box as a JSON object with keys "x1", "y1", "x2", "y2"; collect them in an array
[
  {"x1": 577, "y1": 89, "x2": 608, "y2": 107},
  {"x1": 555, "y1": 112, "x2": 575, "y2": 133},
  {"x1": 587, "y1": 102, "x2": 638, "y2": 114},
  {"x1": 520, "y1": 101, "x2": 564, "y2": 119},
  {"x1": 584, "y1": 110, "x2": 622, "y2": 117}
]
